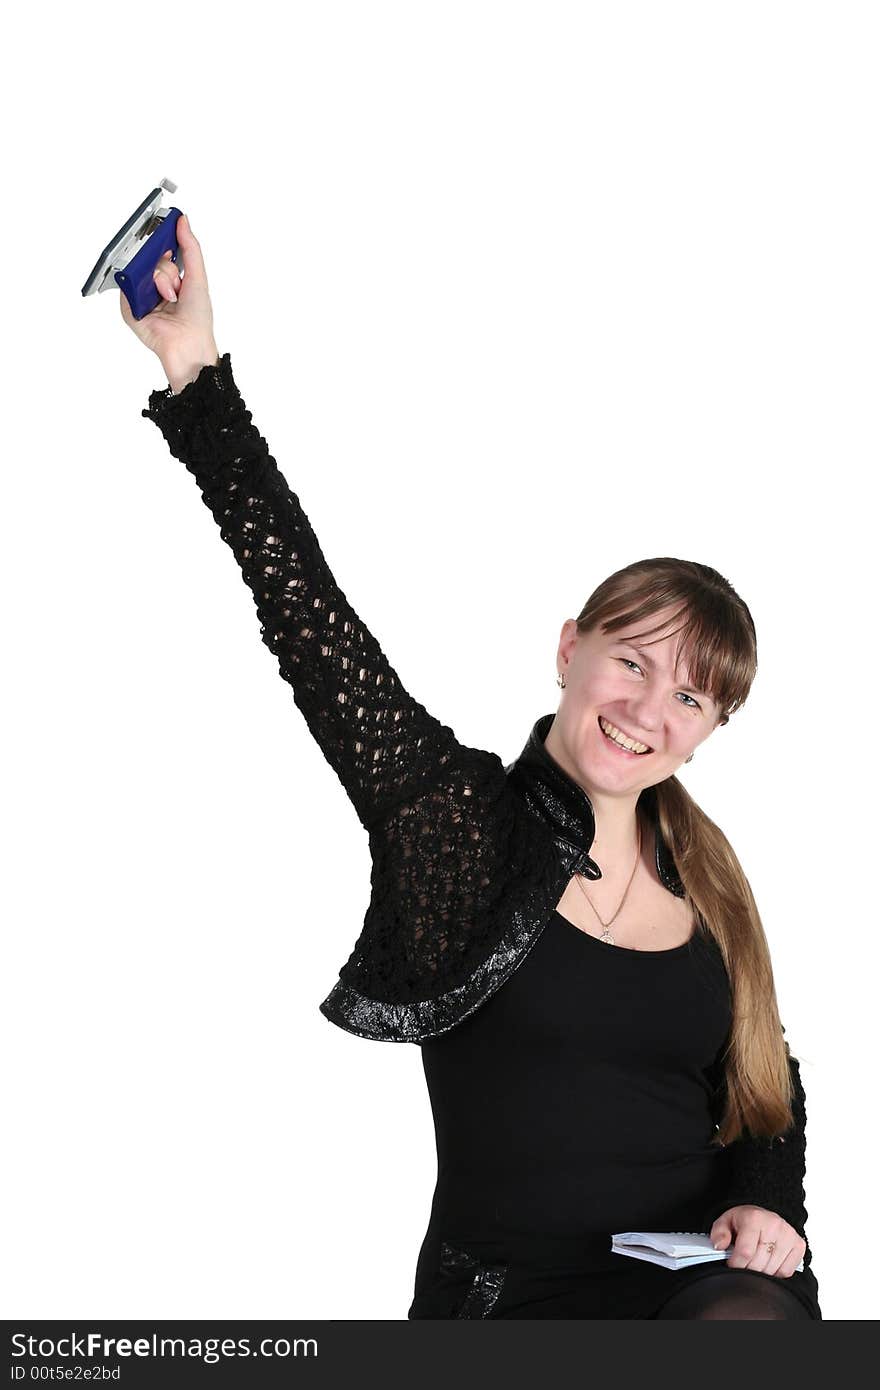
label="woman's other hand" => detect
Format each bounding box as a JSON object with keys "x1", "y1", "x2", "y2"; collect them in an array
[
  {"x1": 710, "y1": 1205, "x2": 807, "y2": 1278},
  {"x1": 119, "y1": 213, "x2": 220, "y2": 394}
]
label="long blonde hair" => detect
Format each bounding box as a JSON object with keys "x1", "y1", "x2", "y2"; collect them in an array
[{"x1": 575, "y1": 556, "x2": 797, "y2": 1146}]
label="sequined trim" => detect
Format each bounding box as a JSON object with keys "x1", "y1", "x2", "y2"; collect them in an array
[
  {"x1": 440, "y1": 1242, "x2": 508, "y2": 1319},
  {"x1": 319, "y1": 867, "x2": 568, "y2": 1042}
]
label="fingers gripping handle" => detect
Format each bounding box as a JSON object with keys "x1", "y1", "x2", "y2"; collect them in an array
[{"x1": 116, "y1": 207, "x2": 183, "y2": 320}]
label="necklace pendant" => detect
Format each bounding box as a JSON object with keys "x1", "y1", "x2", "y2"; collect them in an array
[{"x1": 599, "y1": 927, "x2": 616, "y2": 946}]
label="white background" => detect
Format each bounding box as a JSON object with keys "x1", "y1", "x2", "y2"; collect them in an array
[{"x1": 4, "y1": 0, "x2": 875, "y2": 1322}]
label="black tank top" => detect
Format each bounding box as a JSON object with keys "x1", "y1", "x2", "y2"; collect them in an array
[{"x1": 419, "y1": 908, "x2": 733, "y2": 1253}]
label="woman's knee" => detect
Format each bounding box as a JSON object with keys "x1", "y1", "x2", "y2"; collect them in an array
[{"x1": 654, "y1": 1269, "x2": 812, "y2": 1320}]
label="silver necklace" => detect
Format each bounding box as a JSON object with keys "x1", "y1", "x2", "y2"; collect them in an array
[{"x1": 574, "y1": 818, "x2": 642, "y2": 946}]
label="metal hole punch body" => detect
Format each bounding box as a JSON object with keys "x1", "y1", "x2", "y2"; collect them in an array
[{"x1": 81, "y1": 177, "x2": 183, "y2": 321}]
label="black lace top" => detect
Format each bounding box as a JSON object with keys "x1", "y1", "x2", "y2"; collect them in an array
[{"x1": 140, "y1": 353, "x2": 814, "y2": 1270}]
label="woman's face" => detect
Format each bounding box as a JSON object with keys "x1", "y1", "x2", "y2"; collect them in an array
[{"x1": 552, "y1": 609, "x2": 722, "y2": 792}]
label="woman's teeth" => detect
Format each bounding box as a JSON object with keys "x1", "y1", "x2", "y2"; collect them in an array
[{"x1": 598, "y1": 716, "x2": 652, "y2": 755}]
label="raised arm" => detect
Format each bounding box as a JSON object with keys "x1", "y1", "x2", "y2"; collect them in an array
[{"x1": 141, "y1": 352, "x2": 471, "y2": 831}]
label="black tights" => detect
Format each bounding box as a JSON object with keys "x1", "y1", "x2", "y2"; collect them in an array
[{"x1": 653, "y1": 1269, "x2": 814, "y2": 1320}]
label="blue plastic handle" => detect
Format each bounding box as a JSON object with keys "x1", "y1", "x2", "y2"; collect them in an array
[{"x1": 115, "y1": 207, "x2": 183, "y2": 320}]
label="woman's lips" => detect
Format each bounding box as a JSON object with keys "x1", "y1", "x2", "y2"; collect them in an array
[{"x1": 597, "y1": 715, "x2": 652, "y2": 756}]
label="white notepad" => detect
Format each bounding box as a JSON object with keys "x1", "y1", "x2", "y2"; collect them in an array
[{"x1": 611, "y1": 1231, "x2": 804, "y2": 1273}]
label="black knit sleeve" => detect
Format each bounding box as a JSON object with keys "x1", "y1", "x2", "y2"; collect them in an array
[
  {"x1": 141, "y1": 353, "x2": 469, "y2": 831},
  {"x1": 700, "y1": 1049, "x2": 812, "y2": 1270}
]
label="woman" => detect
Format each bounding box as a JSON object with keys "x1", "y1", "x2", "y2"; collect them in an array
[{"x1": 122, "y1": 217, "x2": 821, "y2": 1320}]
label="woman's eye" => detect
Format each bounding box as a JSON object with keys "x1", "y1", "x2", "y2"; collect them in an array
[{"x1": 617, "y1": 658, "x2": 701, "y2": 710}]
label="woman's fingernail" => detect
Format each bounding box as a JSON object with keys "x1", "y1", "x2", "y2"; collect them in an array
[{"x1": 168, "y1": 287, "x2": 178, "y2": 302}]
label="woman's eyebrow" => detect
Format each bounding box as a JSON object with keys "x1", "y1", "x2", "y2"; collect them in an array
[{"x1": 619, "y1": 643, "x2": 709, "y2": 698}]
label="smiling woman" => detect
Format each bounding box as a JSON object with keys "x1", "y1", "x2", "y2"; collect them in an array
[
  {"x1": 137, "y1": 338, "x2": 819, "y2": 1319},
  {"x1": 544, "y1": 564, "x2": 800, "y2": 1156}
]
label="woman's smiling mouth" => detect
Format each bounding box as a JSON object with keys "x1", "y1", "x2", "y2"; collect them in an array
[{"x1": 598, "y1": 715, "x2": 653, "y2": 755}]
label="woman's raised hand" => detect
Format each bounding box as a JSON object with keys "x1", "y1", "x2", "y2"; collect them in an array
[{"x1": 119, "y1": 213, "x2": 220, "y2": 394}]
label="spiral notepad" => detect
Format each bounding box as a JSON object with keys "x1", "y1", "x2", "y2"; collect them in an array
[{"x1": 611, "y1": 1231, "x2": 804, "y2": 1273}]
